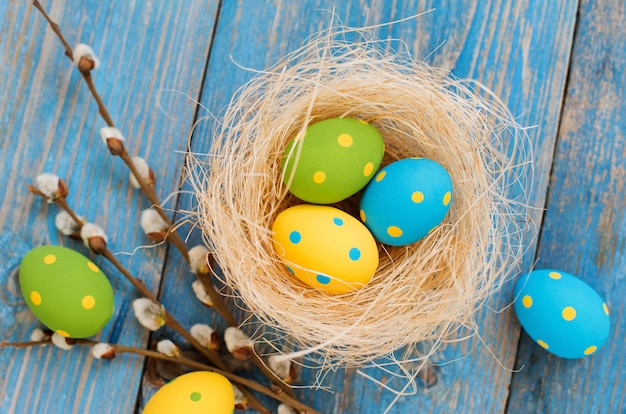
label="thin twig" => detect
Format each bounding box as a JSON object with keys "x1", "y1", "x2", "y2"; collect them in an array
[
  {"x1": 32, "y1": 0, "x2": 296, "y2": 399},
  {"x1": 45, "y1": 193, "x2": 269, "y2": 414},
  {"x1": 0, "y1": 340, "x2": 321, "y2": 414}
]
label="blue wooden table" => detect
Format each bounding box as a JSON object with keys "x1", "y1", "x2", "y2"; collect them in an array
[{"x1": 1, "y1": 1, "x2": 624, "y2": 413}]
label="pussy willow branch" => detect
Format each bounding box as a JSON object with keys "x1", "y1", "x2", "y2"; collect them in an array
[
  {"x1": 32, "y1": 0, "x2": 296, "y2": 398},
  {"x1": 0, "y1": 340, "x2": 321, "y2": 414},
  {"x1": 27, "y1": 189, "x2": 270, "y2": 414}
]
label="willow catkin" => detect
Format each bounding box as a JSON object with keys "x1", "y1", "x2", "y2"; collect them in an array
[{"x1": 188, "y1": 26, "x2": 532, "y2": 370}]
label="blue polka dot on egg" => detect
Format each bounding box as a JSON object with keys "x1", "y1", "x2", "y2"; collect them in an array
[
  {"x1": 349, "y1": 248, "x2": 361, "y2": 261},
  {"x1": 289, "y1": 231, "x2": 301, "y2": 244},
  {"x1": 316, "y1": 274, "x2": 331, "y2": 284},
  {"x1": 333, "y1": 217, "x2": 344, "y2": 226}
]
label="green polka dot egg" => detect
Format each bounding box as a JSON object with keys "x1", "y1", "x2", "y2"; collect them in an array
[
  {"x1": 514, "y1": 269, "x2": 611, "y2": 359},
  {"x1": 281, "y1": 117, "x2": 385, "y2": 204},
  {"x1": 19, "y1": 245, "x2": 114, "y2": 338},
  {"x1": 144, "y1": 371, "x2": 235, "y2": 414},
  {"x1": 272, "y1": 204, "x2": 379, "y2": 294}
]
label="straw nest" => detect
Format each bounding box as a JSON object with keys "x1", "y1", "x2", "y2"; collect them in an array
[{"x1": 191, "y1": 27, "x2": 532, "y2": 369}]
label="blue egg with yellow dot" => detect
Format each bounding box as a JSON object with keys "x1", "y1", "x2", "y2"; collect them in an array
[
  {"x1": 514, "y1": 269, "x2": 611, "y2": 359},
  {"x1": 359, "y1": 158, "x2": 453, "y2": 246}
]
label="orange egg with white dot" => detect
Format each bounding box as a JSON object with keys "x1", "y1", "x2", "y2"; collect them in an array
[
  {"x1": 514, "y1": 269, "x2": 611, "y2": 359},
  {"x1": 19, "y1": 245, "x2": 114, "y2": 338},
  {"x1": 281, "y1": 117, "x2": 385, "y2": 204},
  {"x1": 272, "y1": 205, "x2": 379, "y2": 294},
  {"x1": 144, "y1": 371, "x2": 234, "y2": 414}
]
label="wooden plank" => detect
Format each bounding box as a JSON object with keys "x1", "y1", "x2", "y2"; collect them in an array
[
  {"x1": 507, "y1": 0, "x2": 626, "y2": 412},
  {"x1": 154, "y1": 0, "x2": 577, "y2": 413},
  {"x1": 0, "y1": 1, "x2": 219, "y2": 412}
]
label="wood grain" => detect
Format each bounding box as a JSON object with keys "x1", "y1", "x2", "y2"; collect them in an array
[
  {"x1": 507, "y1": 0, "x2": 626, "y2": 412},
  {"x1": 0, "y1": 1, "x2": 219, "y2": 412},
  {"x1": 157, "y1": 1, "x2": 577, "y2": 413}
]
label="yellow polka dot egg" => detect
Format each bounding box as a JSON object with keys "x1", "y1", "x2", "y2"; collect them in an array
[
  {"x1": 514, "y1": 269, "x2": 611, "y2": 359},
  {"x1": 281, "y1": 117, "x2": 384, "y2": 204},
  {"x1": 360, "y1": 158, "x2": 453, "y2": 246},
  {"x1": 144, "y1": 371, "x2": 234, "y2": 414},
  {"x1": 19, "y1": 245, "x2": 114, "y2": 338},
  {"x1": 272, "y1": 204, "x2": 379, "y2": 294}
]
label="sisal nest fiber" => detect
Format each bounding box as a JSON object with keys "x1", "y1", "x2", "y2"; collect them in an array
[{"x1": 192, "y1": 26, "x2": 532, "y2": 369}]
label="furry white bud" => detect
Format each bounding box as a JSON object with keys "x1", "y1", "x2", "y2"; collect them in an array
[
  {"x1": 99, "y1": 127, "x2": 125, "y2": 145},
  {"x1": 30, "y1": 328, "x2": 47, "y2": 342},
  {"x1": 51, "y1": 333, "x2": 72, "y2": 350},
  {"x1": 55, "y1": 211, "x2": 81, "y2": 236},
  {"x1": 224, "y1": 327, "x2": 252, "y2": 360},
  {"x1": 140, "y1": 209, "x2": 168, "y2": 235},
  {"x1": 190, "y1": 324, "x2": 218, "y2": 350},
  {"x1": 132, "y1": 298, "x2": 166, "y2": 331},
  {"x1": 156, "y1": 339, "x2": 180, "y2": 357},
  {"x1": 189, "y1": 245, "x2": 210, "y2": 274},
  {"x1": 91, "y1": 342, "x2": 116, "y2": 359},
  {"x1": 129, "y1": 157, "x2": 151, "y2": 189},
  {"x1": 72, "y1": 43, "x2": 100, "y2": 69},
  {"x1": 278, "y1": 404, "x2": 298, "y2": 414},
  {"x1": 268, "y1": 355, "x2": 293, "y2": 382},
  {"x1": 34, "y1": 173, "x2": 61, "y2": 199},
  {"x1": 80, "y1": 223, "x2": 108, "y2": 251},
  {"x1": 191, "y1": 280, "x2": 214, "y2": 307}
]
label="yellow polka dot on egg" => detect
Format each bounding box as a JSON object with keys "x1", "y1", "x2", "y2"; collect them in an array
[
  {"x1": 411, "y1": 191, "x2": 424, "y2": 203},
  {"x1": 87, "y1": 261, "x2": 100, "y2": 273},
  {"x1": 548, "y1": 271, "x2": 562, "y2": 279},
  {"x1": 313, "y1": 171, "x2": 326, "y2": 184},
  {"x1": 56, "y1": 330, "x2": 70, "y2": 338},
  {"x1": 562, "y1": 306, "x2": 576, "y2": 321},
  {"x1": 358, "y1": 119, "x2": 368, "y2": 125},
  {"x1": 428, "y1": 227, "x2": 438, "y2": 234},
  {"x1": 43, "y1": 254, "x2": 56, "y2": 265},
  {"x1": 363, "y1": 162, "x2": 374, "y2": 176},
  {"x1": 337, "y1": 133, "x2": 353, "y2": 147},
  {"x1": 387, "y1": 226, "x2": 403, "y2": 238},
  {"x1": 537, "y1": 339, "x2": 549, "y2": 349},
  {"x1": 375, "y1": 171, "x2": 386, "y2": 182},
  {"x1": 443, "y1": 191, "x2": 451, "y2": 206},
  {"x1": 82, "y1": 295, "x2": 96, "y2": 310},
  {"x1": 603, "y1": 303, "x2": 609, "y2": 316},
  {"x1": 584, "y1": 345, "x2": 597, "y2": 355},
  {"x1": 360, "y1": 210, "x2": 366, "y2": 222},
  {"x1": 30, "y1": 291, "x2": 42, "y2": 306},
  {"x1": 522, "y1": 295, "x2": 533, "y2": 308}
]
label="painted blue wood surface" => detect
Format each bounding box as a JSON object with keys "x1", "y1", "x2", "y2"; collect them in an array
[
  {"x1": 0, "y1": 0, "x2": 624, "y2": 413},
  {"x1": 0, "y1": 1, "x2": 219, "y2": 412},
  {"x1": 507, "y1": 0, "x2": 626, "y2": 412}
]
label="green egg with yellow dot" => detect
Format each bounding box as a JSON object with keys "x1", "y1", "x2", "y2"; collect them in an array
[
  {"x1": 281, "y1": 117, "x2": 385, "y2": 204},
  {"x1": 19, "y1": 245, "x2": 115, "y2": 338}
]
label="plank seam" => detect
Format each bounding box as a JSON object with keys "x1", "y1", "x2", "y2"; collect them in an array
[{"x1": 504, "y1": 0, "x2": 582, "y2": 411}]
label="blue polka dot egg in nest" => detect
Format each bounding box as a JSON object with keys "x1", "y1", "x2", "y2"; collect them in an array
[{"x1": 194, "y1": 27, "x2": 532, "y2": 368}]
